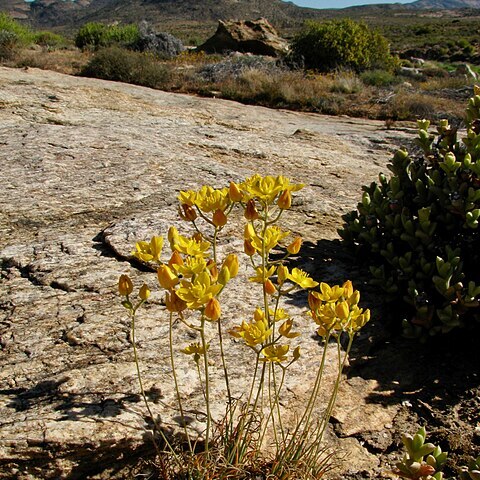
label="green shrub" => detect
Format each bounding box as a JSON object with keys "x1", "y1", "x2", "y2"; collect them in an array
[
  {"x1": 361, "y1": 69, "x2": 397, "y2": 87},
  {"x1": 340, "y1": 91, "x2": 480, "y2": 339},
  {"x1": 33, "y1": 31, "x2": 68, "y2": 49},
  {"x1": 0, "y1": 30, "x2": 20, "y2": 61},
  {"x1": 0, "y1": 13, "x2": 33, "y2": 43},
  {"x1": 75, "y1": 22, "x2": 140, "y2": 50},
  {"x1": 289, "y1": 19, "x2": 398, "y2": 73},
  {"x1": 80, "y1": 46, "x2": 170, "y2": 88}
]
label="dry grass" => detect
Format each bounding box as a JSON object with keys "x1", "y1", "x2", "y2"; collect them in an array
[{"x1": 1, "y1": 46, "x2": 470, "y2": 123}]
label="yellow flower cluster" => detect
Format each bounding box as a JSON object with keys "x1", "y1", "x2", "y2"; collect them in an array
[{"x1": 308, "y1": 281, "x2": 371, "y2": 337}]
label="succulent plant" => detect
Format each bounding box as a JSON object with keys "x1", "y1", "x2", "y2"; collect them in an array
[
  {"x1": 340, "y1": 88, "x2": 480, "y2": 338},
  {"x1": 460, "y1": 456, "x2": 480, "y2": 480},
  {"x1": 395, "y1": 427, "x2": 449, "y2": 480}
]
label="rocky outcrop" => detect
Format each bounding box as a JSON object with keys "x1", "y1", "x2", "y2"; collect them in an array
[
  {"x1": 198, "y1": 18, "x2": 289, "y2": 57},
  {"x1": 0, "y1": 66, "x2": 415, "y2": 479}
]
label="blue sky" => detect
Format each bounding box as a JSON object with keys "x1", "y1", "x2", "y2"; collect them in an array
[{"x1": 286, "y1": 0, "x2": 415, "y2": 8}]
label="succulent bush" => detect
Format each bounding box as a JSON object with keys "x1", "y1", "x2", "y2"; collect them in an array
[
  {"x1": 395, "y1": 427, "x2": 449, "y2": 480},
  {"x1": 340, "y1": 88, "x2": 480, "y2": 338},
  {"x1": 460, "y1": 455, "x2": 480, "y2": 480},
  {"x1": 289, "y1": 19, "x2": 398, "y2": 73}
]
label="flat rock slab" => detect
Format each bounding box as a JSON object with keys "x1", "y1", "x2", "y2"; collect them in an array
[{"x1": 0, "y1": 67, "x2": 414, "y2": 478}]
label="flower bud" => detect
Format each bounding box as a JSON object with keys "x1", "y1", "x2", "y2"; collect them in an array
[
  {"x1": 207, "y1": 259, "x2": 219, "y2": 282},
  {"x1": 244, "y1": 199, "x2": 259, "y2": 220},
  {"x1": 180, "y1": 203, "x2": 197, "y2": 222},
  {"x1": 293, "y1": 346, "x2": 301, "y2": 361},
  {"x1": 168, "y1": 226, "x2": 179, "y2": 249},
  {"x1": 286, "y1": 237, "x2": 302, "y2": 255},
  {"x1": 342, "y1": 280, "x2": 354, "y2": 299},
  {"x1": 192, "y1": 232, "x2": 203, "y2": 243},
  {"x1": 168, "y1": 251, "x2": 184, "y2": 269},
  {"x1": 308, "y1": 291, "x2": 322, "y2": 311},
  {"x1": 229, "y1": 181, "x2": 243, "y2": 202},
  {"x1": 157, "y1": 265, "x2": 179, "y2": 290},
  {"x1": 205, "y1": 297, "x2": 221, "y2": 321},
  {"x1": 335, "y1": 301, "x2": 350, "y2": 321},
  {"x1": 118, "y1": 274, "x2": 133, "y2": 296},
  {"x1": 244, "y1": 239, "x2": 256, "y2": 257},
  {"x1": 139, "y1": 283, "x2": 151, "y2": 301},
  {"x1": 277, "y1": 265, "x2": 289, "y2": 285},
  {"x1": 212, "y1": 209, "x2": 228, "y2": 227},
  {"x1": 223, "y1": 253, "x2": 239, "y2": 278},
  {"x1": 218, "y1": 266, "x2": 231, "y2": 286},
  {"x1": 277, "y1": 190, "x2": 292, "y2": 210},
  {"x1": 165, "y1": 291, "x2": 187, "y2": 312},
  {"x1": 244, "y1": 223, "x2": 256, "y2": 240},
  {"x1": 264, "y1": 279, "x2": 276, "y2": 295}
]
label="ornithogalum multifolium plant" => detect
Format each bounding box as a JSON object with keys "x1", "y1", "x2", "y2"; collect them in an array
[
  {"x1": 119, "y1": 174, "x2": 371, "y2": 479},
  {"x1": 340, "y1": 88, "x2": 480, "y2": 339}
]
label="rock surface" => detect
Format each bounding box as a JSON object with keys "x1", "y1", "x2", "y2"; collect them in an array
[
  {"x1": 198, "y1": 18, "x2": 289, "y2": 56},
  {"x1": 0, "y1": 66, "x2": 415, "y2": 479}
]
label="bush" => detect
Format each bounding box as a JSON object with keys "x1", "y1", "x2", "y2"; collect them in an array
[
  {"x1": 0, "y1": 13, "x2": 32, "y2": 43},
  {"x1": 289, "y1": 19, "x2": 398, "y2": 73},
  {"x1": 75, "y1": 22, "x2": 140, "y2": 50},
  {"x1": 340, "y1": 91, "x2": 480, "y2": 339},
  {"x1": 0, "y1": 30, "x2": 20, "y2": 61},
  {"x1": 361, "y1": 69, "x2": 397, "y2": 87},
  {"x1": 33, "y1": 31, "x2": 68, "y2": 50},
  {"x1": 79, "y1": 46, "x2": 170, "y2": 88}
]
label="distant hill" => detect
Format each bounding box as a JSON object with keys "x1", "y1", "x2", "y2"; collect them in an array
[
  {"x1": 410, "y1": 0, "x2": 480, "y2": 6},
  {"x1": 2, "y1": 0, "x2": 480, "y2": 38}
]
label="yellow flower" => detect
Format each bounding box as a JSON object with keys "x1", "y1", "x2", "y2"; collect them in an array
[
  {"x1": 176, "y1": 272, "x2": 222, "y2": 309},
  {"x1": 139, "y1": 284, "x2": 150, "y2": 301},
  {"x1": 279, "y1": 319, "x2": 300, "y2": 338},
  {"x1": 314, "y1": 282, "x2": 344, "y2": 303},
  {"x1": 178, "y1": 190, "x2": 196, "y2": 206},
  {"x1": 272, "y1": 308, "x2": 289, "y2": 322},
  {"x1": 194, "y1": 185, "x2": 230, "y2": 213},
  {"x1": 205, "y1": 297, "x2": 221, "y2": 321},
  {"x1": 118, "y1": 274, "x2": 133, "y2": 296},
  {"x1": 173, "y1": 256, "x2": 207, "y2": 278},
  {"x1": 251, "y1": 226, "x2": 289, "y2": 254},
  {"x1": 309, "y1": 303, "x2": 338, "y2": 331},
  {"x1": 288, "y1": 268, "x2": 319, "y2": 289},
  {"x1": 261, "y1": 345, "x2": 290, "y2": 363},
  {"x1": 157, "y1": 265, "x2": 179, "y2": 290},
  {"x1": 348, "y1": 306, "x2": 371, "y2": 333},
  {"x1": 229, "y1": 316, "x2": 272, "y2": 347},
  {"x1": 241, "y1": 174, "x2": 303, "y2": 204},
  {"x1": 249, "y1": 265, "x2": 276, "y2": 283},
  {"x1": 173, "y1": 234, "x2": 211, "y2": 257},
  {"x1": 132, "y1": 236, "x2": 164, "y2": 263},
  {"x1": 181, "y1": 342, "x2": 208, "y2": 355}
]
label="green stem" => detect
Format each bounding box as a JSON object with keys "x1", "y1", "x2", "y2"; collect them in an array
[
  {"x1": 168, "y1": 312, "x2": 194, "y2": 453},
  {"x1": 199, "y1": 316, "x2": 211, "y2": 451},
  {"x1": 131, "y1": 308, "x2": 178, "y2": 461}
]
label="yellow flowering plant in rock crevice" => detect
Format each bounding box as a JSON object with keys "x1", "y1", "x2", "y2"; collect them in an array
[{"x1": 118, "y1": 174, "x2": 372, "y2": 479}]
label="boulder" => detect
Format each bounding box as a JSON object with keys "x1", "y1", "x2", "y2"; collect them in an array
[
  {"x1": 133, "y1": 21, "x2": 184, "y2": 58},
  {"x1": 198, "y1": 18, "x2": 288, "y2": 57}
]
